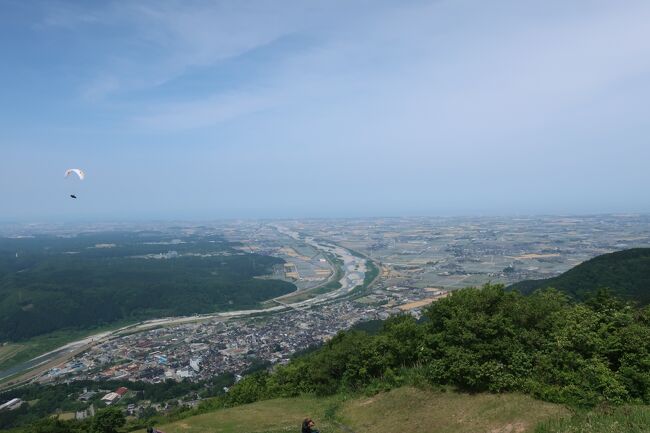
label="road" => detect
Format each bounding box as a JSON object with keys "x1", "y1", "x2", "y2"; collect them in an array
[{"x1": 0, "y1": 227, "x2": 372, "y2": 389}]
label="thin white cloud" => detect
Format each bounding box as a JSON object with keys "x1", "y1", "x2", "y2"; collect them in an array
[
  {"x1": 39, "y1": 0, "x2": 650, "y2": 147},
  {"x1": 137, "y1": 0, "x2": 650, "y2": 136},
  {"x1": 81, "y1": 75, "x2": 121, "y2": 102},
  {"x1": 134, "y1": 92, "x2": 272, "y2": 131},
  {"x1": 41, "y1": 0, "x2": 337, "y2": 98}
]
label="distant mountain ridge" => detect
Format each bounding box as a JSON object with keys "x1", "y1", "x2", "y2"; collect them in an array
[{"x1": 508, "y1": 248, "x2": 650, "y2": 304}]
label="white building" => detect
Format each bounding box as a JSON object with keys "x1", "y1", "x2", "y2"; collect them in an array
[
  {"x1": 190, "y1": 358, "x2": 201, "y2": 372},
  {"x1": 101, "y1": 392, "x2": 120, "y2": 405},
  {"x1": 0, "y1": 398, "x2": 23, "y2": 411}
]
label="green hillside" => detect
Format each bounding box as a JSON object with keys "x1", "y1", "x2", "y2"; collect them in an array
[
  {"x1": 148, "y1": 387, "x2": 568, "y2": 433},
  {"x1": 509, "y1": 248, "x2": 650, "y2": 304},
  {"x1": 0, "y1": 232, "x2": 295, "y2": 341},
  {"x1": 137, "y1": 387, "x2": 650, "y2": 433}
]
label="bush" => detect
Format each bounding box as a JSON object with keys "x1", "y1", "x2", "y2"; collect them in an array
[{"x1": 223, "y1": 285, "x2": 650, "y2": 408}]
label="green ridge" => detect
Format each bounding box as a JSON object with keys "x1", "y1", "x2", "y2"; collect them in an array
[{"x1": 509, "y1": 248, "x2": 650, "y2": 304}]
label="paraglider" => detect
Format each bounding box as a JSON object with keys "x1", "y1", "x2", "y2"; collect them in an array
[
  {"x1": 64, "y1": 168, "x2": 85, "y2": 180},
  {"x1": 65, "y1": 168, "x2": 85, "y2": 198}
]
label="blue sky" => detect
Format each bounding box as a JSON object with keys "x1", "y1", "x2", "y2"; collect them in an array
[{"x1": 2, "y1": 0, "x2": 650, "y2": 221}]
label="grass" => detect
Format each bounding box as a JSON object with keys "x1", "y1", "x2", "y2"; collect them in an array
[
  {"x1": 535, "y1": 405, "x2": 650, "y2": 433},
  {"x1": 272, "y1": 267, "x2": 344, "y2": 305},
  {"x1": 362, "y1": 260, "x2": 380, "y2": 288},
  {"x1": 353, "y1": 296, "x2": 377, "y2": 304},
  {"x1": 339, "y1": 387, "x2": 568, "y2": 433},
  {"x1": 146, "y1": 396, "x2": 344, "y2": 433},
  {"x1": 0, "y1": 330, "x2": 91, "y2": 372},
  {"x1": 141, "y1": 387, "x2": 570, "y2": 433},
  {"x1": 0, "y1": 344, "x2": 26, "y2": 365}
]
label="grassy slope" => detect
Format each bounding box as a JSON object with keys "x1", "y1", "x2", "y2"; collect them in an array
[
  {"x1": 0, "y1": 344, "x2": 24, "y2": 366},
  {"x1": 508, "y1": 248, "x2": 650, "y2": 304},
  {"x1": 535, "y1": 405, "x2": 650, "y2": 433},
  {"x1": 340, "y1": 387, "x2": 567, "y2": 433},
  {"x1": 147, "y1": 387, "x2": 569, "y2": 433},
  {"x1": 149, "y1": 396, "x2": 343, "y2": 433}
]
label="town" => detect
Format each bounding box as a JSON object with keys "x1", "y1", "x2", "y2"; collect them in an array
[{"x1": 38, "y1": 287, "x2": 447, "y2": 386}]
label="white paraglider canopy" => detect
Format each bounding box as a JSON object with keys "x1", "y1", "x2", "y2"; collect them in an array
[{"x1": 64, "y1": 168, "x2": 85, "y2": 180}]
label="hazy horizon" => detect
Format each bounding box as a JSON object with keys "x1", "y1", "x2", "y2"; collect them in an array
[
  {"x1": 3, "y1": 1, "x2": 650, "y2": 221},
  {"x1": 3, "y1": 213, "x2": 650, "y2": 229}
]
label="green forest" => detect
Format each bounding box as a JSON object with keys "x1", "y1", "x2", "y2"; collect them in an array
[
  {"x1": 509, "y1": 248, "x2": 650, "y2": 304},
  {"x1": 0, "y1": 232, "x2": 295, "y2": 341}
]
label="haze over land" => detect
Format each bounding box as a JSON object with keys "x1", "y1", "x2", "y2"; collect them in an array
[
  {"x1": 2, "y1": 2, "x2": 650, "y2": 432},
  {"x1": 3, "y1": 1, "x2": 650, "y2": 220}
]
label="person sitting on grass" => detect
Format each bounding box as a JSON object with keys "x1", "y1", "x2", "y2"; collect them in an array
[{"x1": 302, "y1": 417, "x2": 320, "y2": 433}]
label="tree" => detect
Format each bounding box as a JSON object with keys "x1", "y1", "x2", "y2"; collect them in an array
[
  {"x1": 31, "y1": 418, "x2": 79, "y2": 433},
  {"x1": 91, "y1": 407, "x2": 125, "y2": 433}
]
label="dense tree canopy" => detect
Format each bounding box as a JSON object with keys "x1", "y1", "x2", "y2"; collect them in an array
[
  {"x1": 0, "y1": 232, "x2": 295, "y2": 340},
  {"x1": 91, "y1": 407, "x2": 125, "y2": 433},
  {"x1": 509, "y1": 248, "x2": 650, "y2": 304}
]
